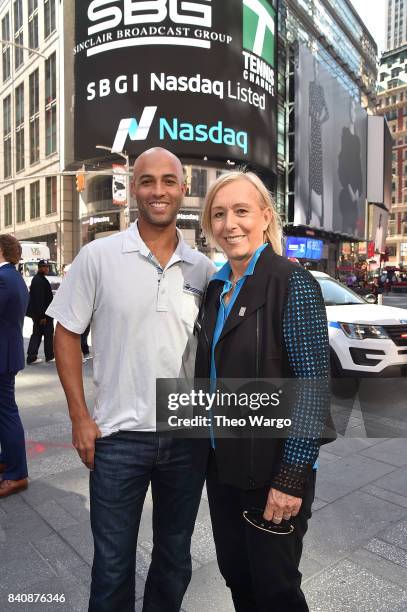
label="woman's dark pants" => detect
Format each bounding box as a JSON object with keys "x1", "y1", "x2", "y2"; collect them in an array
[{"x1": 206, "y1": 452, "x2": 315, "y2": 612}]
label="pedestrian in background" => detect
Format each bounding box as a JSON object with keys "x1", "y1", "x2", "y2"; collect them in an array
[
  {"x1": 26, "y1": 259, "x2": 54, "y2": 364},
  {"x1": 48, "y1": 147, "x2": 215, "y2": 612},
  {"x1": 0, "y1": 234, "x2": 29, "y2": 498}
]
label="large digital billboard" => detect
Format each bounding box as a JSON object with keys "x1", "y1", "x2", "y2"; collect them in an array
[
  {"x1": 73, "y1": 0, "x2": 277, "y2": 173},
  {"x1": 294, "y1": 45, "x2": 368, "y2": 240}
]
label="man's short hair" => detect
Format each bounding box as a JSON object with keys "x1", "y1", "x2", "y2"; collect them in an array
[{"x1": 0, "y1": 234, "x2": 22, "y2": 265}]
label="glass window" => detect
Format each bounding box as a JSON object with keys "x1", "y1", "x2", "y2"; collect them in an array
[
  {"x1": 45, "y1": 53, "x2": 56, "y2": 101},
  {"x1": 30, "y1": 117, "x2": 39, "y2": 164},
  {"x1": 4, "y1": 193, "x2": 12, "y2": 226},
  {"x1": 30, "y1": 181, "x2": 40, "y2": 219},
  {"x1": 3, "y1": 95, "x2": 11, "y2": 178},
  {"x1": 44, "y1": 0, "x2": 56, "y2": 39},
  {"x1": 45, "y1": 105, "x2": 56, "y2": 155},
  {"x1": 45, "y1": 53, "x2": 57, "y2": 155},
  {"x1": 28, "y1": 11, "x2": 39, "y2": 53},
  {"x1": 13, "y1": 0, "x2": 24, "y2": 69},
  {"x1": 15, "y1": 83, "x2": 24, "y2": 172},
  {"x1": 29, "y1": 69, "x2": 39, "y2": 116},
  {"x1": 29, "y1": 69, "x2": 39, "y2": 164},
  {"x1": 16, "y1": 187, "x2": 25, "y2": 223},
  {"x1": 46, "y1": 176, "x2": 57, "y2": 214},
  {"x1": 2, "y1": 14, "x2": 11, "y2": 82}
]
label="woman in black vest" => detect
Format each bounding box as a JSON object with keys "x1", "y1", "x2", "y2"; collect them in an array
[{"x1": 195, "y1": 171, "x2": 331, "y2": 612}]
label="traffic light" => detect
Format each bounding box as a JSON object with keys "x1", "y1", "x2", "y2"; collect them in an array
[{"x1": 75, "y1": 168, "x2": 86, "y2": 192}]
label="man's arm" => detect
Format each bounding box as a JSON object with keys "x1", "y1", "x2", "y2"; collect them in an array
[{"x1": 54, "y1": 322, "x2": 101, "y2": 469}]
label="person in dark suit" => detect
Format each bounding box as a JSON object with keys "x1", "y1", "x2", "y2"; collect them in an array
[
  {"x1": 195, "y1": 171, "x2": 332, "y2": 612},
  {"x1": 0, "y1": 234, "x2": 29, "y2": 497},
  {"x1": 26, "y1": 259, "x2": 54, "y2": 364}
]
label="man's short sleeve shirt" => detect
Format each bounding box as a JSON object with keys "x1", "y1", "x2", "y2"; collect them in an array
[{"x1": 47, "y1": 222, "x2": 215, "y2": 436}]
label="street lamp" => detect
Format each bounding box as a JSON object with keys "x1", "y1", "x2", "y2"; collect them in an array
[{"x1": 95, "y1": 145, "x2": 131, "y2": 231}]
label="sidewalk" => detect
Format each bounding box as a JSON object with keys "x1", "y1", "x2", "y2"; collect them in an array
[{"x1": 1, "y1": 330, "x2": 407, "y2": 611}]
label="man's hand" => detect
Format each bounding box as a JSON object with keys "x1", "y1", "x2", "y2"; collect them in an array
[
  {"x1": 72, "y1": 416, "x2": 102, "y2": 470},
  {"x1": 39, "y1": 317, "x2": 47, "y2": 325},
  {"x1": 263, "y1": 487, "x2": 302, "y2": 524}
]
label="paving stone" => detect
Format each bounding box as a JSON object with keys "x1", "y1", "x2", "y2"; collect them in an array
[
  {"x1": 135, "y1": 545, "x2": 152, "y2": 580},
  {"x1": 365, "y1": 538, "x2": 407, "y2": 567},
  {"x1": 20, "y1": 475, "x2": 88, "y2": 508},
  {"x1": 299, "y1": 554, "x2": 324, "y2": 580},
  {"x1": 57, "y1": 493, "x2": 90, "y2": 520},
  {"x1": 303, "y1": 490, "x2": 407, "y2": 566},
  {"x1": 350, "y1": 547, "x2": 407, "y2": 590},
  {"x1": 360, "y1": 438, "x2": 407, "y2": 467},
  {"x1": 373, "y1": 466, "x2": 407, "y2": 497},
  {"x1": 183, "y1": 562, "x2": 234, "y2": 612},
  {"x1": 190, "y1": 502, "x2": 217, "y2": 566},
  {"x1": 25, "y1": 422, "x2": 71, "y2": 441},
  {"x1": 31, "y1": 533, "x2": 87, "y2": 571},
  {"x1": 361, "y1": 484, "x2": 407, "y2": 509},
  {"x1": 58, "y1": 521, "x2": 94, "y2": 566},
  {"x1": 28, "y1": 449, "x2": 83, "y2": 481},
  {"x1": 0, "y1": 547, "x2": 56, "y2": 595},
  {"x1": 315, "y1": 454, "x2": 395, "y2": 503},
  {"x1": 303, "y1": 558, "x2": 407, "y2": 612},
  {"x1": 1, "y1": 506, "x2": 53, "y2": 544},
  {"x1": 379, "y1": 519, "x2": 407, "y2": 551},
  {"x1": 322, "y1": 437, "x2": 382, "y2": 457},
  {"x1": 0, "y1": 492, "x2": 27, "y2": 514},
  {"x1": 35, "y1": 499, "x2": 78, "y2": 531},
  {"x1": 312, "y1": 497, "x2": 328, "y2": 511}
]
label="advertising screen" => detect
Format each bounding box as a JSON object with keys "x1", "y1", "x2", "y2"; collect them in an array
[
  {"x1": 294, "y1": 45, "x2": 367, "y2": 240},
  {"x1": 285, "y1": 237, "x2": 323, "y2": 260},
  {"x1": 285, "y1": 236, "x2": 307, "y2": 259},
  {"x1": 73, "y1": 0, "x2": 277, "y2": 173}
]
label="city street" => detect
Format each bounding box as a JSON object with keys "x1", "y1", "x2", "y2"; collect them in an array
[{"x1": 1, "y1": 295, "x2": 407, "y2": 612}]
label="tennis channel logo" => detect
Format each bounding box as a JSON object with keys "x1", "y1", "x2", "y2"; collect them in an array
[{"x1": 243, "y1": 0, "x2": 275, "y2": 66}]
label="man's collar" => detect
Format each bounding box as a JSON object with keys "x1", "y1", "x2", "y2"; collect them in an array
[{"x1": 121, "y1": 220, "x2": 196, "y2": 264}]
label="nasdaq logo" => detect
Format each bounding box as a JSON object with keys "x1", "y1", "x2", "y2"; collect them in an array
[
  {"x1": 112, "y1": 108, "x2": 248, "y2": 155},
  {"x1": 112, "y1": 107, "x2": 158, "y2": 152},
  {"x1": 243, "y1": 0, "x2": 275, "y2": 66}
]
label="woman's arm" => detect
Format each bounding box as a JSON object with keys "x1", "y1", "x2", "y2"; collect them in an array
[{"x1": 271, "y1": 268, "x2": 330, "y2": 497}]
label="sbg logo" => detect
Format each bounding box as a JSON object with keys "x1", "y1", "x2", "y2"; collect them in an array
[
  {"x1": 88, "y1": 0, "x2": 212, "y2": 36},
  {"x1": 112, "y1": 107, "x2": 248, "y2": 156}
]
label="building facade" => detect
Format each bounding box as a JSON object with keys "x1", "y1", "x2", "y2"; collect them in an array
[
  {"x1": 277, "y1": 0, "x2": 379, "y2": 276},
  {"x1": 0, "y1": 0, "x2": 74, "y2": 266},
  {"x1": 378, "y1": 44, "x2": 407, "y2": 268},
  {"x1": 0, "y1": 1, "x2": 384, "y2": 274},
  {"x1": 386, "y1": 0, "x2": 407, "y2": 51}
]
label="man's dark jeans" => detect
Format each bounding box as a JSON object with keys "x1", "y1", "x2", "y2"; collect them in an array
[{"x1": 89, "y1": 431, "x2": 208, "y2": 612}]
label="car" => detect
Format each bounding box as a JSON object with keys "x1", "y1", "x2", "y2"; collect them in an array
[{"x1": 310, "y1": 272, "x2": 407, "y2": 383}]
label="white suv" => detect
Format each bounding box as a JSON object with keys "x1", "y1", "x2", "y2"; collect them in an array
[{"x1": 311, "y1": 271, "x2": 407, "y2": 377}]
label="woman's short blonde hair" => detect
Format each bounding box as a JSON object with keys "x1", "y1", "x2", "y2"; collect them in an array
[{"x1": 201, "y1": 170, "x2": 283, "y2": 256}]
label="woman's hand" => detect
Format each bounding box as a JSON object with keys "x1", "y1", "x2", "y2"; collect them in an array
[{"x1": 263, "y1": 488, "x2": 302, "y2": 524}]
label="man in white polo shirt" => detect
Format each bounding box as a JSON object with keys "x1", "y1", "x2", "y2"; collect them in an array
[{"x1": 48, "y1": 148, "x2": 215, "y2": 612}]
